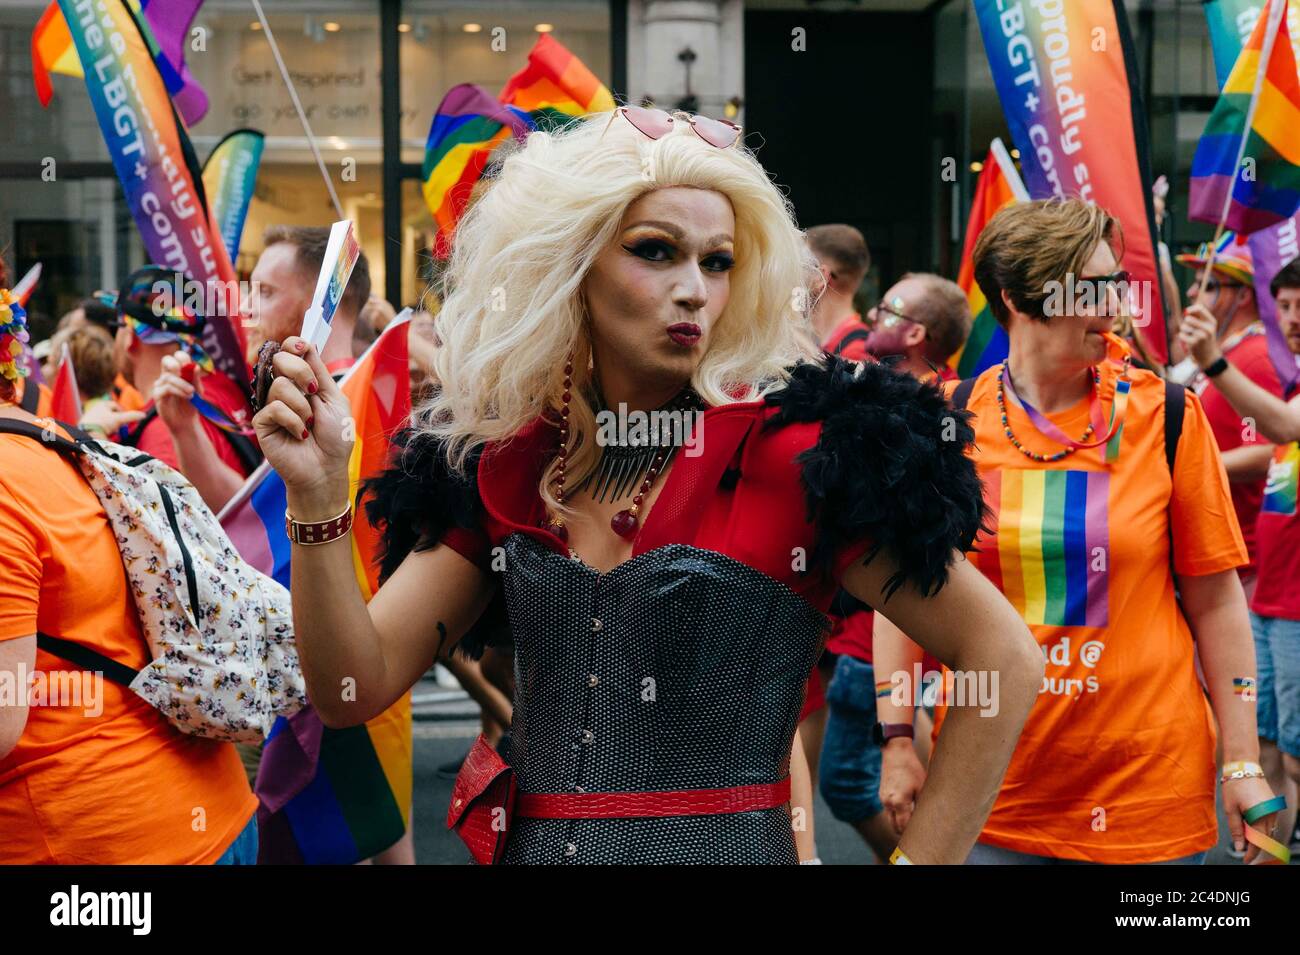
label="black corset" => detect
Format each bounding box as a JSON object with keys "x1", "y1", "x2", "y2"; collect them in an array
[{"x1": 497, "y1": 534, "x2": 830, "y2": 865}]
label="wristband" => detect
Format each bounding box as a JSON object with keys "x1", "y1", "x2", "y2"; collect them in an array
[
  {"x1": 1203, "y1": 356, "x2": 1230, "y2": 378},
  {"x1": 1220, "y1": 760, "x2": 1265, "y2": 783},
  {"x1": 889, "y1": 847, "x2": 914, "y2": 865},
  {"x1": 285, "y1": 503, "x2": 352, "y2": 545}
]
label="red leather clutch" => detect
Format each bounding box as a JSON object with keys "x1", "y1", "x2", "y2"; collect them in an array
[{"x1": 447, "y1": 734, "x2": 517, "y2": 865}]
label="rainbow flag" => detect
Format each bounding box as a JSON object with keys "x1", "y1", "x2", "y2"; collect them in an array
[
  {"x1": 422, "y1": 85, "x2": 534, "y2": 260},
  {"x1": 218, "y1": 316, "x2": 414, "y2": 864},
  {"x1": 950, "y1": 139, "x2": 1028, "y2": 379},
  {"x1": 500, "y1": 32, "x2": 616, "y2": 129},
  {"x1": 33, "y1": 0, "x2": 209, "y2": 127},
  {"x1": 979, "y1": 469, "x2": 1110, "y2": 629},
  {"x1": 1262, "y1": 442, "x2": 1299, "y2": 515},
  {"x1": 1190, "y1": 0, "x2": 1300, "y2": 235},
  {"x1": 422, "y1": 35, "x2": 615, "y2": 258}
]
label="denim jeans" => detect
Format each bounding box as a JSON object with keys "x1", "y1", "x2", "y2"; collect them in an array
[
  {"x1": 1250, "y1": 611, "x2": 1300, "y2": 757},
  {"x1": 214, "y1": 815, "x2": 258, "y2": 865},
  {"x1": 818, "y1": 655, "x2": 885, "y2": 823}
]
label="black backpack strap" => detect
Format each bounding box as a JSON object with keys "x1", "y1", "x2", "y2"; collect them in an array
[
  {"x1": 36, "y1": 633, "x2": 140, "y2": 687},
  {"x1": 1163, "y1": 379, "x2": 1185, "y2": 474},
  {"x1": 950, "y1": 377, "x2": 977, "y2": 411},
  {"x1": 18, "y1": 380, "x2": 40, "y2": 413},
  {"x1": 118, "y1": 406, "x2": 159, "y2": 447},
  {"x1": 831, "y1": 328, "x2": 871, "y2": 356},
  {"x1": 220, "y1": 428, "x2": 264, "y2": 474},
  {"x1": 0, "y1": 417, "x2": 83, "y2": 456}
]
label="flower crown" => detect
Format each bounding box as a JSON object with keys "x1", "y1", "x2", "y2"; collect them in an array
[{"x1": 0, "y1": 289, "x2": 31, "y2": 384}]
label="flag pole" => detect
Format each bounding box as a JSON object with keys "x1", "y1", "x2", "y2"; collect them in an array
[
  {"x1": 1197, "y1": 0, "x2": 1288, "y2": 301},
  {"x1": 248, "y1": 0, "x2": 345, "y2": 219}
]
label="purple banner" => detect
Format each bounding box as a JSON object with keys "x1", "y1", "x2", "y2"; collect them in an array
[{"x1": 1247, "y1": 216, "x2": 1300, "y2": 392}]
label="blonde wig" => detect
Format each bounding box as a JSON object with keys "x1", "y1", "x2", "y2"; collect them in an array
[{"x1": 413, "y1": 109, "x2": 823, "y2": 512}]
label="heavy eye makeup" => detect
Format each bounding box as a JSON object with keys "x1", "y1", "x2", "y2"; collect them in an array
[{"x1": 621, "y1": 235, "x2": 735, "y2": 273}]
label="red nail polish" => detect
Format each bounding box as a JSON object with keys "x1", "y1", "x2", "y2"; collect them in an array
[
  {"x1": 301, "y1": 429, "x2": 309, "y2": 440},
  {"x1": 307, "y1": 416, "x2": 314, "y2": 428},
  {"x1": 308, "y1": 381, "x2": 318, "y2": 394}
]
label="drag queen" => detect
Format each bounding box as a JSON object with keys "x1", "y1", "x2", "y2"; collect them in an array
[{"x1": 252, "y1": 107, "x2": 1042, "y2": 864}]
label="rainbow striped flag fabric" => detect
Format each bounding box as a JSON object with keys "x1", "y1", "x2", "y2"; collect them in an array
[
  {"x1": 978, "y1": 469, "x2": 1111, "y2": 629},
  {"x1": 1190, "y1": 0, "x2": 1300, "y2": 235},
  {"x1": 33, "y1": 0, "x2": 209, "y2": 127},
  {"x1": 422, "y1": 34, "x2": 615, "y2": 258},
  {"x1": 1262, "y1": 442, "x2": 1299, "y2": 515},
  {"x1": 500, "y1": 32, "x2": 616, "y2": 129},
  {"x1": 422, "y1": 86, "x2": 534, "y2": 260},
  {"x1": 218, "y1": 316, "x2": 414, "y2": 864},
  {"x1": 950, "y1": 138, "x2": 1029, "y2": 378}
]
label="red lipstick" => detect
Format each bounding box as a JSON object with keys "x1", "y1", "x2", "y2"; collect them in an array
[{"x1": 667, "y1": 322, "x2": 702, "y2": 347}]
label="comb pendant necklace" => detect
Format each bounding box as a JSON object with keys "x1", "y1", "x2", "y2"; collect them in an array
[{"x1": 544, "y1": 362, "x2": 702, "y2": 541}]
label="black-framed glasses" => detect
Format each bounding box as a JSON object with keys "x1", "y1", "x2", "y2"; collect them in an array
[
  {"x1": 601, "y1": 105, "x2": 742, "y2": 149},
  {"x1": 1077, "y1": 270, "x2": 1130, "y2": 298}
]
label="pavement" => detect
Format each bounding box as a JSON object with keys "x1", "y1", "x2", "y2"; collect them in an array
[{"x1": 408, "y1": 676, "x2": 1285, "y2": 866}]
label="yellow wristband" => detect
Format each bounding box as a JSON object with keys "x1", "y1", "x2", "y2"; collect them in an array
[{"x1": 889, "y1": 847, "x2": 914, "y2": 865}]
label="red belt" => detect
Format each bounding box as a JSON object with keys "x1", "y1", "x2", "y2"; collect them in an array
[{"x1": 515, "y1": 778, "x2": 791, "y2": 819}]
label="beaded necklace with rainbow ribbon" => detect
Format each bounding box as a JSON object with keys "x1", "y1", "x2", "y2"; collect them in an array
[{"x1": 996, "y1": 332, "x2": 1133, "y2": 465}]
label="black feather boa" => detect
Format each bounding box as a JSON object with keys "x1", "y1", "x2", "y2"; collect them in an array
[
  {"x1": 763, "y1": 356, "x2": 989, "y2": 600},
  {"x1": 362, "y1": 428, "x2": 510, "y2": 659}
]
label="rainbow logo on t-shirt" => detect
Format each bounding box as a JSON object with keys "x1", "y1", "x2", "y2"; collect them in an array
[
  {"x1": 1262, "y1": 443, "x2": 1298, "y2": 517},
  {"x1": 979, "y1": 469, "x2": 1110, "y2": 628}
]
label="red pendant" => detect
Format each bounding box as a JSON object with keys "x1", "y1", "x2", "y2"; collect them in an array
[{"x1": 610, "y1": 509, "x2": 639, "y2": 538}]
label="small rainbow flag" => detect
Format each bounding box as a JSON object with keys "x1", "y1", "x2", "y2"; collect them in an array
[
  {"x1": 219, "y1": 316, "x2": 415, "y2": 864},
  {"x1": 950, "y1": 139, "x2": 1029, "y2": 378},
  {"x1": 1262, "y1": 441, "x2": 1299, "y2": 515},
  {"x1": 499, "y1": 32, "x2": 616, "y2": 129},
  {"x1": 35, "y1": 0, "x2": 209, "y2": 127},
  {"x1": 1233, "y1": 677, "x2": 1258, "y2": 699},
  {"x1": 979, "y1": 469, "x2": 1110, "y2": 628},
  {"x1": 1190, "y1": 0, "x2": 1300, "y2": 235},
  {"x1": 422, "y1": 34, "x2": 615, "y2": 259}
]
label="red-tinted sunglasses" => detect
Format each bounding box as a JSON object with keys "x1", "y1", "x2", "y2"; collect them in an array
[{"x1": 602, "y1": 105, "x2": 742, "y2": 149}]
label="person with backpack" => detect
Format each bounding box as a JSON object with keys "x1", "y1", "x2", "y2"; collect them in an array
[
  {"x1": 874, "y1": 198, "x2": 1281, "y2": 864},
  {"x1": 111, "y1": 267, "x2": 261, "y2": 512},
  {"x1": 0, "y1": 282, "x2": 263, "y2": 864}
]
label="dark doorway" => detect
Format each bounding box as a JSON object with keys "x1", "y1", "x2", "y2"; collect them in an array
[{"x1": 744, "y1": 9, "x2": 935, "y2": 294}]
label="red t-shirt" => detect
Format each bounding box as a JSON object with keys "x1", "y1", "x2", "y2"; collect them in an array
[
  {"x1": 134, "y1": 372, "x2": 255, "y2": 479},
  {"x1": 1195, "y1": 328, "x2": 1282, "y2": 574},
  {"x1": 1251, "y1": 383, "x2": 1300, "y2": 620},
  {"x1": 822, "y1": 314, "x2": 870, "y2": 362}
]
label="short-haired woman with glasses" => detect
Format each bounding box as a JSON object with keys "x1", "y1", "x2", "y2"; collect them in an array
[{"x1": 876, "y1": 198, "x2": 1282, "y2": 864}]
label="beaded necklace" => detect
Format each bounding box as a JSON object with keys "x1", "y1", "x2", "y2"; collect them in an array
[{"x1": 996, "y1": 353, "x2": 1132, "y2": 464}]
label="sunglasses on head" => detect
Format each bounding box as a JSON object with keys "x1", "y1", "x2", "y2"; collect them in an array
[{"x1": 602, "y1": 105, "x2": 742, "y2": 149}]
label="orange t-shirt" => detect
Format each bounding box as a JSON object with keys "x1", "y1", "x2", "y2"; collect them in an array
[
  {"x1": 0, "y1": 417, "x2": 257, "y2": 863},
  {"x1": 934, "y1": 361, "x2": 1247, "y2": 863}
]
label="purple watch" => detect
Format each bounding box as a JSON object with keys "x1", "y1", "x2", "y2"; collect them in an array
[{"x1": 873, "y1": 721, "x2": 915, "y2": 746}]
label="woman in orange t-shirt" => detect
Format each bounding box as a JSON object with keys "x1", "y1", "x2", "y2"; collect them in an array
[
  {"x1": 0, "y1": 289, "x2": 258, "y2": 864},
  {"x1": 875, "y1": 199, "x2": 1280, "y2": 864}
]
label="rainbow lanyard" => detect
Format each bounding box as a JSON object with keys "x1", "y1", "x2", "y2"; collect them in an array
[
  {"x1": 189, "y1": 393, "x2": 256, "y2": 437},
  {"x1": 1002, "y1": 359, "x2": 1132, "y2": 464}
]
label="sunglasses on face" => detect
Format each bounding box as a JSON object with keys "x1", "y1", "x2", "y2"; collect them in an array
[
  {"x1": 602, "y1": 105, "x2": 743, "y2": 149},
  {"x1": 1198, "y1": 276, "x2": 1244, "y2": 296}
]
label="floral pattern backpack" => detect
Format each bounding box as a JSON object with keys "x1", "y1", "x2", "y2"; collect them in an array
[{"x1": 0, "y1": 417, "x2": 306, "y2": 742}]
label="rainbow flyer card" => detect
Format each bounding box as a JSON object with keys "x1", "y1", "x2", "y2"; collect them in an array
[{"x1": 300, "y1": 219, "x2": 361, "y2": 352}]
